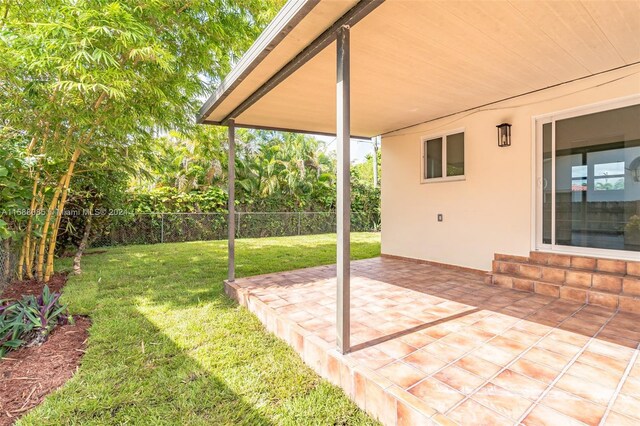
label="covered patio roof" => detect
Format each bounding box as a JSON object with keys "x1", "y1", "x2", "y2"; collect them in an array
[{"x1": 198, "y1": 0, "x2": 640, "y2": 138}]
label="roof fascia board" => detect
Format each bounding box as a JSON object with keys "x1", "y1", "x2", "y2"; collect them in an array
[{"x1": 202, "y1": 119, "x2": 371, "y2": 140}]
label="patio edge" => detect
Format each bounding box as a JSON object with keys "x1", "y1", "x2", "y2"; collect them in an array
[{"x1": 223, "y1": 278, "x2": 449, "y2": 425}]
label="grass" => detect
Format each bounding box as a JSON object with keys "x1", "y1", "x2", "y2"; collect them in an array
[{"x1": 18, "y1": 233, "x2": 381, "y2": 426}]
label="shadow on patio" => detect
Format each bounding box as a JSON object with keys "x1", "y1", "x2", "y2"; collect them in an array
[{"x1": 227, "y1": 257, "x2": 640, "y2": 426}]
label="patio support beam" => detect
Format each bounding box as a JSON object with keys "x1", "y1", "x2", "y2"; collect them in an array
[
  {"x1": 336, "y1": 25, "x2": 351, "y2": 354},
  {"x1": 228, "y1": 119, "x2": 236, "y2": 282}
]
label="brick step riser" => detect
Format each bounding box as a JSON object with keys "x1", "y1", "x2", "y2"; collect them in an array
[
  {"x1": 490, "y1": 273, "x2": 640, "y2": 314},
  {"x1": 527, "y1": 252, "x2": 640, "y2": 277},
  {"x1": 491, "y1": 260, "x2": 640, "y2": 296}
]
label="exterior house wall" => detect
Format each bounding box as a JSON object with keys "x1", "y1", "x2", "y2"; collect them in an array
[{"x1": 381, "y1": 65, "x2": 640, "y2": 271}]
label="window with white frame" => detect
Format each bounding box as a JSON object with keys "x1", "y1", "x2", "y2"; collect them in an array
[{"x1": 422, "y1": 131, "x2": 465, "y2": 182}]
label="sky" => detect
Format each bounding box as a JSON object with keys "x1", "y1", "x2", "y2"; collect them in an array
[{"x1": 314, "y1": 135, "x2": 375, "y2": 164}]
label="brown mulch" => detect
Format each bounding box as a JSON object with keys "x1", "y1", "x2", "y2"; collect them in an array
[
  {"x1": 0, "y1": 274, "x2": 91, "y2": 425},
  {"x1": 0, "y1": 273, "x2": 67, "y2": 301},
  {"x1": 0, "y1": 317, "x2": 90, "y2": 425}
]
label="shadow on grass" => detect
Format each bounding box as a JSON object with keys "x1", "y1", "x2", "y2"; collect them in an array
[{"x1": 19, "y1": 300, "x2": 274, "y2": 425}]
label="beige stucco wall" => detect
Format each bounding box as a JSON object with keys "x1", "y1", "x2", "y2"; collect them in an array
[{"x1": 381, "y1": 65, "x2": 640, "y2": 271}]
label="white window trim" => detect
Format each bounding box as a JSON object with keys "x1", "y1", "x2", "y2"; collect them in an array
[
  {"x1": 420, "y1": 127, "x2": 466, "y2": 184},
  {"x1": 532, "y1": 94, "x2": 640, "y2": 260}
]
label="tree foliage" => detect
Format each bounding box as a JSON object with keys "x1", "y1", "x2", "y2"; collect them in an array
[{"x1": 0, "y1": 0, "x2": 282, "y2": 281}]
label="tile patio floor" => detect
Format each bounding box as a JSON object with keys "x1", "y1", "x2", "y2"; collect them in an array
[{"x1": 226, "y1": 257, "x2": 640, "y2": 426}]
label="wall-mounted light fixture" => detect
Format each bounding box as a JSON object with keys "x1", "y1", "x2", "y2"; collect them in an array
[{"x1": 496, "y1": 123, "x2": 512, "y2": 147}]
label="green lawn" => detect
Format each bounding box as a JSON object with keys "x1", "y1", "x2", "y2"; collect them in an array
[{"x1": 18, "y1": 233, "x2": 381, "y2": 426}]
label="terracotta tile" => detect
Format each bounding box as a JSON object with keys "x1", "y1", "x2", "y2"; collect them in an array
[
  {"x1": 523, "y1": 347, "x2": 570, "y2": 370},
  {"x1": 619, "y1": 296, "x2": 640, "y2": 314},
  {"x1": 448, "y1": 398, "x2": 512, "y2": 426},
  {"x1": 530, "y1": 251, "x2": 552, "y2": 265},
  {"x1": 457, "y1": 327, "x2": 496, "y2": 344},
  {"x1": 597, "y1": 259, "x2": 626, "y2": 274},
  {"x1": 514, "y1": 321, "x2": 553, "y2": 337},
  {"x1": 566, "y1": 271, "x2": 593, "y2": 288},
  {"x1": 347, "y1": 346, "x2": 395, "y2": 370},
  {"x1": 560, "y1": 286, "x2": 588, "y2": 304},
  {"x1": 566, "y1": 361, "x2": 621, "y2": 389},
  {"x1": 491, "y1": 369, "x2": 547, "y2": 400},
  {"x1": 408, "y1": 377, "x2": 465, "y2": 413},
  {"x1": 542, "y1": 267, "x2": 566, "y2": 283},
  {"x1": 299, "y1": 317, "x2": 332, "y2": 332},
  {"x1": 365, "y1": 377, "x2": 397, "y2": 425},
  {"x1": 434, "y1": 365, "x2": 485, "y2": 395},
  {"x1": 540, "y1": 388, "x2": 606, "y2": 426},
  {"x1": 471, "y1": 383, "x2": 533, "y2": 420},
  {"x1": 490, "y1": 336, "x2": 529, "y2": 355},
  {"x1": 628, "y1": 262, "x2": 640, "y2": 278},
  {"x1": 611, "y1": 392, "x2": 640, "y2": 420},
  {"x1": 303, "y1": 339, "x2": 326, "y2": 375},
  {"x1": 510, "y1": 358, "x2": 559, "y2": 384},
  {"x1": 399, "y1": 331, "x2": 435, "y2": 349},
  {"x1": 578, "y1": 350, "x2": 628, "y2": 374},
  {"x1": 571, "y1": 256, "x2": 597, "y2": 270},
  {"x1": 502, "y1": 328, "x2": 540, "y2": 346},
  {"x1": 589, "y1": 291, "x2": 619, "y2": 309},
  {"x1": 353, "y1": 368, "x2": 367, "y2": 408},
  {"x1": 537, "y1": 336, "x2": 581, "y2": 358},
  {"x1": 548, "y1": 254, "x2": 572, "y2": 268},
  {"x1": 520, "y1": 265, "x2": 542, "y2": 280},
  {"x1": 378, "y1": 361, "x2": 426, "y2": 389},
  {"x1": 396, "y1": 399, "x2": 432, "y2": 426},
  {"x1": 421, "y1": 341, "x2": 468, "y2": 363},
  {"x1": 593, "y1": 275, "x2": 623, "y2": 293},
  {"x1": 621, "y1": 376, "x2": 640, "y2": 399},
  {"x1": 439, "y1": 332, "x2": 480, "y2": 352},
  {"x1": 403, "y1": 348, "x2": 448, "y2": 374},
  {"x1": 535, "y1": 282, "x2": 560, "y2": 297},
  {"x1": 556, "y1": 373, "x2": 616, "y2": 406},
  {"x1": 473, "y1": 344, "x2": 516, "y2": 366},
  {"x1": 493, "y1": 274, "x2": 514, "y2": 289},
  {"x1": 523, "y1": 404, "x2": 588, "y2": 426},
  {"x1": 623, "y1": 277, "x2": 640, "y2": 297},
  {"x1": 376, "y1": 339, "x2": 418, "y2": 359},
  {"x1": 326, "y1": 352, "x2": 341, "y2": 386},
  {"x1": 587, "y1": 339, "x2": 634, "y2": 361},
  {"x1": 546, "y1": 328, "x2": 589, "y2": 347},
  {"x1": 388, "y1": 384, "x2": 437, "y2": 420},
  {"x1": 454, "y1": 354, "x2": 502, "y2": 379},
  {"x1": 430, "y1": 413, "x2": 459, "y2": 426},
  {"x1": 512, "y1": 278, "x2": 535, "y2": 292},
  {"x1": 604, "y1": 411, "x2": 638, "y2": 426}
]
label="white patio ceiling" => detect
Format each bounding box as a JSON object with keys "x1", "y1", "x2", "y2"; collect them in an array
[{"x1": 198, "y1": 0, "x2": 640, "y2": 138}]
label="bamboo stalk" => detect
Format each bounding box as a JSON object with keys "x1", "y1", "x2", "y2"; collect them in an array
[
  {"x1": 44, "y1": 147, "x2": 81, "y2": 281},
  {"x1": 35, "y1": 173, "x2": 66, "y2": 281}
]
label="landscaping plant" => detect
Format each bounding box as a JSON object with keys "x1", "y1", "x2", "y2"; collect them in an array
[{"x1": 0, "y1": 286, "x2": 70, "y2": 357}]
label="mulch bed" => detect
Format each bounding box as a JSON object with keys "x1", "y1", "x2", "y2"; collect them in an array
[
  {"x1": 0, "y1": 276, "x2": 90, "y2": 425},
  {"x1": 1, "y1": 273, "x2": 68, "y2": 301}
]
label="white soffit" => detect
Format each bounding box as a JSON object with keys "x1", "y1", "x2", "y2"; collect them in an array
[{"x1": 201, "y1": 0, "x2": 640, "y2": 137}]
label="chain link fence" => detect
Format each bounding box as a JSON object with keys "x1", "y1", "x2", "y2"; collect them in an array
[
  {"x1": 0, "y1": 211, "x2": 379, "y2": 287},
  {"x1": 0, "y1": 240, "x2": 19, "y2": 290},
  {"x1": 92, "y1": 211, "x2": 380, "y2": 248}
]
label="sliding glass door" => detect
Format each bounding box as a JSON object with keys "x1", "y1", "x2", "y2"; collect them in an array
[{"x1": 537, "y1": 101, "x2": 640, "y2": 256}]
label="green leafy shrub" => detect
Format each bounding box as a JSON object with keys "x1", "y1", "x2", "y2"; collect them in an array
[{"x1": 0, "y1": 286, "x2": 71, "y2": 357}]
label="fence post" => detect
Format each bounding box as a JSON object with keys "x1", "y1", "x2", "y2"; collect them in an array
[
  {"x1": 298, "y1": 212, "x2": 302, "y2": 235},
  {"x1": 236, "y1": 212, "x2": 241, "y2": 239},
  {"x1": 161, "y1": 213, "x2": 164, "y2": 243}
]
